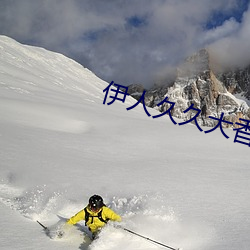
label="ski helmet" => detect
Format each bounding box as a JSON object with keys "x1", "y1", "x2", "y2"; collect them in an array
[{"x1": 89, "y1": 195, "x2": 104, "y2": 210}]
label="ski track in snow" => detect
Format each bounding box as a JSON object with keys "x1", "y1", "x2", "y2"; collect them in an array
[
  {"x1": 0, "y1": 179, "x2": 212, "y2": 250},
  {"x1": 0, "y1": 99, "x2": 91, "y2": 134}
]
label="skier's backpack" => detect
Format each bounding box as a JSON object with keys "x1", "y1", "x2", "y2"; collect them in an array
[{"x1": 84, "y1": 206, "x2": 109, "y2": 226}]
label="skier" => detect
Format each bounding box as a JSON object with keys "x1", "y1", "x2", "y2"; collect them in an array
[{"x1": 66, "y1": 194, "x2": 122, "y2": 239}]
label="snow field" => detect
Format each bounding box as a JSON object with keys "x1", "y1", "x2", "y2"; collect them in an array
[{"x1": 0, "y1": 36, "x2": 250, "y2": 250}]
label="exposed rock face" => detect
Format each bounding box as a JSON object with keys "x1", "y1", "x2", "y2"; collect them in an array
[
  {"x1": 217, "y1": 66, "x2": 250, "y2": 99},
  {"x1": 128, "y1": 49, "x2": 250, "y2": 127},
  {"x1": 127, "y1": 83, "x2": 145, "y2": 101}
]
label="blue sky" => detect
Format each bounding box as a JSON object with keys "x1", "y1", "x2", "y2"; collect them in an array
[
  {"x1": 0, "y1": 0, "x2": 249, "y2": 87},
  {"x1": 206, "y1": 0, "x2": 249, "y2": 28}
]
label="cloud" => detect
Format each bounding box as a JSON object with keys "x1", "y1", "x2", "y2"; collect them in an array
[
  {"x1": 209, "y1": 4, "x2": 250, "y2": 69},
  {"x1": 0, "y1": 0, "x2": 249, "y2": 87},
  {"x1": 200, "y1": 18, "x2": 240, "y2": 45}
]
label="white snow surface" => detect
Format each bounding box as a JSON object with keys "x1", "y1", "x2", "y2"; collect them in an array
[{"x1": 0, "y1": 35, "x2": 250, "y2": 250}]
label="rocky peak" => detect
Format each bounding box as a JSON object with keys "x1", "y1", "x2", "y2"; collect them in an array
[
  {"x1": 217, "y1": 66, "x2": 250, "y2": 100},
  {"x1": 127, "y1": 83, "x2": 145, "y2": 101},
  {"x1": 128, "y1": 48, "x2": 250, "y2": 128},
  {"x1": 177, "y1": 48, "x2": 210, "y2": 78}
]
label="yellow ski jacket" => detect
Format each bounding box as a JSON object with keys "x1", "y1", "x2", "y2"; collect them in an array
[{"x1": 67, "y1": 206, "x2": 121, "y2": 233}]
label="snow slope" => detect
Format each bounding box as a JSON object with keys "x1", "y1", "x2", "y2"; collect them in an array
[{"x1": 0, "y1": 35, "x2": 249, "y2": 250}]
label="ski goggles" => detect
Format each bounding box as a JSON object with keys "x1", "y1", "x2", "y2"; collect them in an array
[{"x1": 89, "y1": 205, "x2": 101, "y2": 212}]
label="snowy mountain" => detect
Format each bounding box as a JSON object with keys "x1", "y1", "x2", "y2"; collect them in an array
[
  {"x1": 129, "y1": 49, "x2": 250, "y2": 128},
  {"x1": 0, "y1": 36, "x2": 250, "y2": 250},
  {"x1": 217, "y1": 65, "x2": 250, "y2": 100}
]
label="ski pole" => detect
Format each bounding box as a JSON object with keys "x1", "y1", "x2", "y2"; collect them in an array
[
  {"x1": 37, "y1": 220, "x2": 48, "y2": 231},
  {"x1": 122, "y1": 227, "x2": 180, "y2": 250}
]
